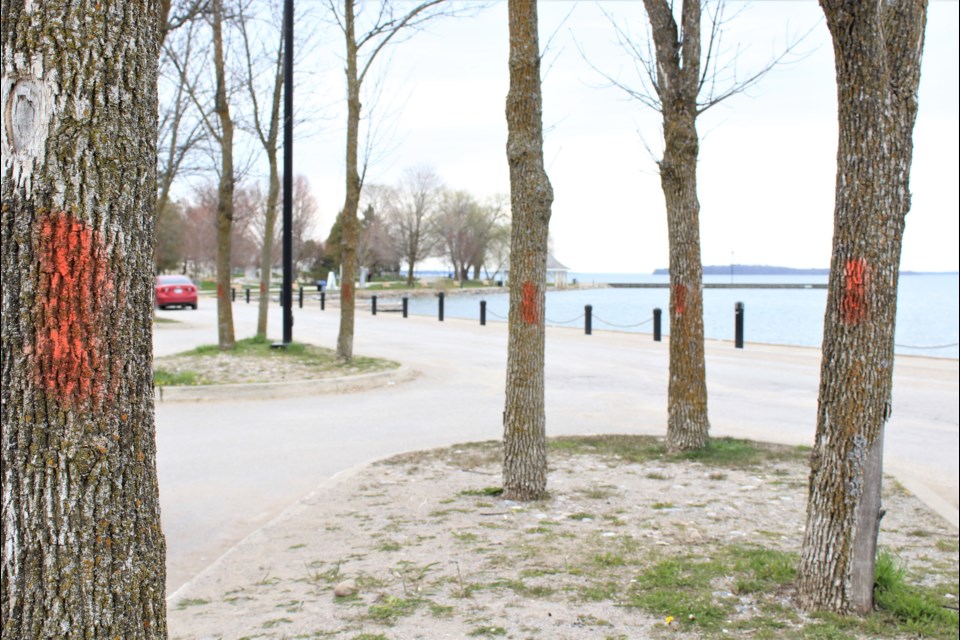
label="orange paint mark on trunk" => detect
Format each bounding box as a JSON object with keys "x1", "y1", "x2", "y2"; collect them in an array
[
  {"x1": 841, "y1": 258, "x2": 868, "y2": 324},
  {"x1": 34, "y1": 212, "x2": 113, "y2": 405},
  {"x1": 217, "y1": 283, "x2": 224, "y2": 299},
  {"x1": 521, "y1": 281, "x2": 539, "y2": 325},
  {"x1": 260, "y1": 281, "x2": 266, "y2": 293},
  {"x1": 342, "y1": 282, "x2": 354, "y2": 306},
  {"x1": 673, "y1": 283, "x2": 687, "y2": 316}
]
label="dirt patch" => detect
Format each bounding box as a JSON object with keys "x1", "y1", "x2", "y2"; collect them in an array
[{"x1": 168, "y1": 439, "x2": 958, "y2": 639}]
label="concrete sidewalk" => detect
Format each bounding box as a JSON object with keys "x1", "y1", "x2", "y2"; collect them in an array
[{"x1": 154, "y1": 299, "x2": 959, "y2": 597}]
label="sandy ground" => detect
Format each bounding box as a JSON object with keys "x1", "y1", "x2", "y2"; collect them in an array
[{"x1": 167, "y1": 439, "x2": 958, "y2": 640}]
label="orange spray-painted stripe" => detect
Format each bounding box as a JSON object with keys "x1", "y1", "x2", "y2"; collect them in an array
[
  {"x1": 521, "y1": 281, "x2": 539, "y2": 325},
  {"x1": 34, "y1": 212, "x2": 113, "y2": 405},
  {"x1": 841, "y1": 257, "x2": 868, "y2": 324}
]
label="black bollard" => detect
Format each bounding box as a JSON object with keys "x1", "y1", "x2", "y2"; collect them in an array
[
  {"x1": 735, "y1": 302, "x2": 744, "y2": 349},
  {"x1": 298, "y1": 286, "x2": 303, "y2": 309},
  {"x1": 585, "y1": 305, "x2": 593, "y2": 335},
  {"x1": 278, "y1": 289, "x2": 282, "y2": 306},
  {"x1": 402, "y1": 297, "x2": 408, "y2": 318},
  {"x1": 231, "y1": 287, "x2": 236, "y2": 302},
  {"x1": 320, "y1": 291, "x2": 325, "y2": 311},
  {"x1": 480, "y1": 300, "x2": 486, "y2": 326},
  {"x1": 653, "y1": 307, "x2": 662, "y2": 342},
  {"x1": 245, "y1": 287, "x2": 251, "y2": 304},
  {"x1": 372, "y1": 295, "x2": 377, "y2": 315},
  {"x1": 438, "y1": 292, "x2": 445, "y2": 322}
]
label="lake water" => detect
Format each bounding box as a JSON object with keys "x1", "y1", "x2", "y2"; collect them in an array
[{"x1": 405, "y1": 273, "x2": 959, "y2": 359}]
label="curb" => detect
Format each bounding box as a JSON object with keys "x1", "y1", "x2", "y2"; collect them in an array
[{"x1": 154, "y1": 365, "x2": 419, "y2": 403}]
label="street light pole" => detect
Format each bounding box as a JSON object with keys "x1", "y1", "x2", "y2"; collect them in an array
[{"x1": 282, "y1": 0, "x2": 294, "y2": 344}]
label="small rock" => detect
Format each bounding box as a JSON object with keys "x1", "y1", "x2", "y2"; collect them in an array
[{"x1": 334, "y1": 579, "x2": 357, "y2": 598}]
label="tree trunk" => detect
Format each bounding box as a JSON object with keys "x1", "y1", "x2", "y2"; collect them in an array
[
  {"x1": 643, "y1": 0, "x2": 710, "y2": 451},
  {"x1": 213, "y1": 0, "x2": 236, "y2": 349},
  {"x1": 797, "y1": 0, "x2": 926, "y2": 614},
  {"x1": 662, "y1": 109, "x2": 709, "y2": 451},
  {"x1": 502, "y1": 0, "x2": 554, "y2": 502},
  {"x1": 2, "y1": 2, "x2": 167, "y2": 637},
  {"x1": 254, "y1": 20, "x2": 285, "y2": 339},
  {"x1": 337, "y1": 0, "x2": 361, "y2": 362},
  {"x1": 257, "y1": 155, "x2": 280, "y2": 337}
]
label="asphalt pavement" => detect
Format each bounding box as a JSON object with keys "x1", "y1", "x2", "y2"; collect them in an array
[{"x1": 154, "y1": 294, "x2": 959, "y2": 597}]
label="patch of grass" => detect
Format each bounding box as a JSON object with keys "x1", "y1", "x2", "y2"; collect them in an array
[
  {"x1": 675, "y1": 437, "x2": 806, "y2": 468},
  {"x1": 153, "y1": 316, "x2": 179, "y2": 324},
  {"x1": 175, "y1": 597, "x2": 210, "y2": 610},
  {"x1": 154, "y1": 335, "x2": 399, "y2": 385},
  {"x1": 366, "y1": 596, "x2": 423, "y2": 623},
  {"x1": 646, "y1": 471, "x2": 670, "y2": 480},
  {"x1": 377, "y1": 540, "x2": 402, "y2": 552},
  {"x1": 154, "y1": 368, "x2": 204, "y2": 386},
  {"x1": 580, "y1": 581, "x2": 621, "y2": 602},
  {"x1": 568, "y1": 512, "x2": 594, "y2": 521},
  {"x1": 548, "y1": 435, "x2": 805, "y2": 470},
  {"x1": 872, "y1": 551, "x2": 960, "y2": 637},
  {"x1": 262, "y1": 617, "x2": 293, "y2": 628},
  {"x1": 651, "y1": 502, "x2": 675, "y2": 510},
  {"x1": 452, "y1": 531, "x2": 479, "y2": 543},
  {"x1": 593, "y1": 552, "x2": 627, "y2": 568},
  {"x1": 467, "y1": 626, "x2": 506, "y2": 636},
  {"x1": 935, "y1": 538, "x2": 959, "y2": 553},
  {"x1": 428, "y1": 602, "x2": 454, "y2": 617}
]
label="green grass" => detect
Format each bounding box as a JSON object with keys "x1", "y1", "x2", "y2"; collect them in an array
[
  {"x1": 175, "y1": 597, "x2": 210, "y2": 610},
  {"x1": 153, "y1": 368, "x2": 204, "y2": 386},
  {"x1": 154, "y1": 335, "x2": 398, "y2": 385},
  {"x1": 365, "y1": 595, "x2": 423, "y2": 623},
  {"x1": 549, "y1": 435, "x2": 807, "y2": 469},
  {"x1": 872, "y1": 551, "x2": 960, "y2": 638}
]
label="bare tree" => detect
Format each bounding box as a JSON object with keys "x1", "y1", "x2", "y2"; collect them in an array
[
  {"x1": 181, "y1": 185, "x2": 221, "y2": 278},
  {"x1": 432, "y1": 191, "x2": 506, "y2": 282},
  {"x1": 358, "y1": 185, "x2": 403, "y2": 275},
  {"x1": 502, "y1": 0, "x2": 554, "y2": 501},
  {"x1": 289, "y1": 175, "x2": 319, "y2": 281},
  {"x1": 389, "y1": 166, "x2": 443, "y2": 285},
  {"x1": 2, "y1": 1, "x2": 167, "y2": 635},
  {"x1": 157, "y1": 17, "x2": 208, "y2": 232},
  {"x1": 432, "y1": 190, "x2": 479, "y2": 281},
  {"x1": 796, "y1": 0, "x2": 927, "y2": 615},
  {"x1": 238, "y1": 1, "x2": 285, "y2": 338},
  {"x1": 596, "y1": 1, "x2": 798, "y2": 451},
  {"x1": 329, "y1": 0, "x2": 461, "y2": 361}
]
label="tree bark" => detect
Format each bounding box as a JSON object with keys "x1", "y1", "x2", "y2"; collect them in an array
[
  {"x1": 2, "y1": 2, "x2": 167, "y2": 637},
  {"x1": 797, "y1": 0, "x2": 926, "y2": 614},
  {"x1": 502, "y1": 0, "x2": 554, "y2": 501},
  {"x1": 212, "y1": 0, "x2": 236, "y2": 349},
  {"x1": 643, "y1": 0, "x2": 709, "y2": 451}
]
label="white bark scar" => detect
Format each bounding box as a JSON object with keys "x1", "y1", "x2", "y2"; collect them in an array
[{"x1": 2, "y1": 75, "x2": 56, "y2": 194}]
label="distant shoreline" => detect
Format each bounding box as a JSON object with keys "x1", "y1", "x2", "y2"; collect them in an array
[{"x1": 650, "y1": 265, "x2": 957, "y2": 276}]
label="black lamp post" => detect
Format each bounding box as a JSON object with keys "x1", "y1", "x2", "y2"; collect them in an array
[{"x1": 282, "y1": 0, "x2": 294, "y2": 344}]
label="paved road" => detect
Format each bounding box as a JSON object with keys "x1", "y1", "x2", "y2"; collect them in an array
[{"x1": 155, "y1": 297, "x2": 959, "y2": 595}]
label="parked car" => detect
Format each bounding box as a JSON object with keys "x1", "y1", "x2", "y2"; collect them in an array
[{"x1": 155, "y1": 274, "x2": 198, "y2": 310}]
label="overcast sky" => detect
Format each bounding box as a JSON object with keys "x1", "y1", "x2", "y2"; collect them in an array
[{"x1": 295, "y1": 0, "x2": 959, "y2": 274}]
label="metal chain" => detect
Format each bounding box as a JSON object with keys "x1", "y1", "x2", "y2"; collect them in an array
[{"x1": 591, "y1": 314, "x2": 654, "y2": 329}]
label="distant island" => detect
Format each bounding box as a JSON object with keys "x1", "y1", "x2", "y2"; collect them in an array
[
  {"x1": 653, "y1": 265, "x2": 829, "y2": 276},
  {"x1": 652, "y1": 265, "x2": 954, "y2": 276}
]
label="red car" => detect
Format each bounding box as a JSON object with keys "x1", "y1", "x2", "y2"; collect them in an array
[{"x1": 155, "y1": 275, "x2": 198, "y2": 310}]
